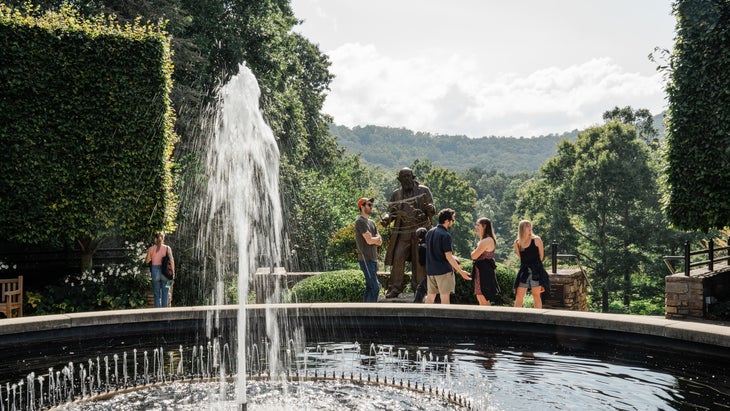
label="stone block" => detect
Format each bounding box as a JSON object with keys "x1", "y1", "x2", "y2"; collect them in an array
[
  {"x1": 665, "y1": 282, "x2": 689, "y2": 294},
  {"x1": 665, "y1": 294, "x2": 681, "y2": 306}
]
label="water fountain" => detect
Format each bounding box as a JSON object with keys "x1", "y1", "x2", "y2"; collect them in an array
[{"x1": 2, "y1": 65, "x2": 730, "y2": 410}]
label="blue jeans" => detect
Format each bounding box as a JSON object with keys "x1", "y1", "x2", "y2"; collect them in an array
[
  {"x1": 359, "y1": 260, "x2": 380, "y2": 302},
  {"x1": 150, "y1": 265, "x2": 169, "y2": 308}
]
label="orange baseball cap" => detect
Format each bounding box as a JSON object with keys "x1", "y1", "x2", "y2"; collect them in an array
[{"x1": 357, "y1": 197, "x2": 375, "y2": 209}]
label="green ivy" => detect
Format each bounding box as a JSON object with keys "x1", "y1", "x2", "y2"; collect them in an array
[
  {"x1": 665, "y1": 0, "x2": 730, "y2": 231},
  {"x1": 0, "y1": 4, "x2": 178, "y2": 270}
]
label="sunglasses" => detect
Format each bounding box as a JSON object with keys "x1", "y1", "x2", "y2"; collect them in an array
[{"x1": 366, "y1": 203, "x2": 373, "y2": 207}]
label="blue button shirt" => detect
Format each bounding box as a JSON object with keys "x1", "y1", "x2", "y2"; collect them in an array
[{"x1": 425, "y1": 225, "x2": 453, "y2": 275}]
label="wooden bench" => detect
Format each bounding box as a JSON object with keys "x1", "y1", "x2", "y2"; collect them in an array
[{"x1": 0, "y1": 276, "x2": 23, "y2": 318}]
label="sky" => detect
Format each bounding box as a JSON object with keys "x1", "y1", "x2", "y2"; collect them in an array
[{"x1": 289, "y1": 0, "x2": 677, "y2": 138}]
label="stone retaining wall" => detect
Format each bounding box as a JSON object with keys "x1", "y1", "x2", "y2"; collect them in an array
[
  {"x1": 665, "y1": 266, "x2": 730, "y2": 319},
  {"x1": 543, "y1": 268, "x2": 589, "y2": 311}
]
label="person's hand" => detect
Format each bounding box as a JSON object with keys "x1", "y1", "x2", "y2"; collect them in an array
[{"x1": 459, "y1": 269, "x2": 471, "y2": 281}]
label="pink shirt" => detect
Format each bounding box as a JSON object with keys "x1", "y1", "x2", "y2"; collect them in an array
[{"x1": 149, "y1": 245, "x2": 168, "y2": 265}]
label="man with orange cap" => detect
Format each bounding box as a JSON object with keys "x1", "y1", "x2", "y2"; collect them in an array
[{"x1": 355, "y1": 197, "x2": 382, "y2": 302}]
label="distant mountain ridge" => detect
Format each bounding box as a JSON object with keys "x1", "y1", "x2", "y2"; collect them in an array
[
  {"x1": 330, "y1": 113, "x2": 665, "y2": 174},
  {"x1": 330, "y1": 124, "x2": 579, "y2": 174}
]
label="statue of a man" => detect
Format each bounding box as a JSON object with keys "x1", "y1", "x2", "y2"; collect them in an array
[{"x1": 380, "y1": 167, "x2": 436, "y2": 298}]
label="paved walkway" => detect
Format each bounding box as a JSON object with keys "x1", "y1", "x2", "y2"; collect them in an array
[{"x1": 378, "y1": 292, "x2": 418, "y2": 303}]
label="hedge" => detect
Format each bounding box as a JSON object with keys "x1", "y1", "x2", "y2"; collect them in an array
[{"x1": 0, "y1": 4, "x2": 177, "y2": 269}]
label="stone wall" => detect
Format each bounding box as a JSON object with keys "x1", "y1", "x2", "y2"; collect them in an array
[
  {"x1": 542, "y1": 268, "x2": 589, "y2": 311},
  {"x1": 665, "y1": 266, "x2": 730, "y2": 319}
]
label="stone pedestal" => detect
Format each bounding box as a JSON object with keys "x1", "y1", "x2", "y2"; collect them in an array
[
  {"x1": 253, "y1": 266, "x2": 287, "y2": 303},
  {"x1": 665, "y1": 266, "x2": 730, "y2": 320},
  {"x1": 542, "y1": 268, "x2": 589, "y2": 311}
]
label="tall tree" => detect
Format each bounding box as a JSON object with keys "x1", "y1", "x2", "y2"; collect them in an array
[{"x1": 517, "y1": 119, "x2": 663, "y2": 311}]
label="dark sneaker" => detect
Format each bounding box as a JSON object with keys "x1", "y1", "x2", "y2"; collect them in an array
[{"x1": 385, "y1": 291, "x2": 400, "y2": 298}]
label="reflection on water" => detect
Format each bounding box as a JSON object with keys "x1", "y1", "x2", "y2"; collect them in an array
[{"x1": 10, "y1": 339, "x2": 729, "y2": 410}]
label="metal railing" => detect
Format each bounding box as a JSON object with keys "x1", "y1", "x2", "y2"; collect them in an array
[
  {"x1": 663, "y1": 240, "x2": 730, "y2": 276},
  {"x1": 550, "y1": 242, "x2": 593, "y2": 292}
]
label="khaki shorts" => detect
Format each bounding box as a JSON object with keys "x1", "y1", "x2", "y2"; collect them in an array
[{"x1": 427, "y1": 272, "x2": 455, "y2": 295}]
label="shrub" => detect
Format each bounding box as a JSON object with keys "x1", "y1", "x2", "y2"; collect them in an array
[
  {"x1": 287, "y1": 270, "x2": 367, "y2": 303},
  {"x1": 25, "y1": 241, "x2": 151, "y2": 315},
  {"x1": 326, "y1": 224, "x2": 358, "y2": 269}
]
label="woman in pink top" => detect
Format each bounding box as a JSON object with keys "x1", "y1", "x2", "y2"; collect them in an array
[{"x1": 144, "y1": 232, "x2": 174, "y2": 307}]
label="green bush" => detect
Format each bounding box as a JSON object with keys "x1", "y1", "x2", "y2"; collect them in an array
[
  {"x1": 287, "y1": 270, "x2": 368, "y2": 303},
  {"x1": 326, "y1": 224, "x2": 358, "y2": 269},
  {"x1": 25, "y1": 241, "x2": 151, "y2": 315}
]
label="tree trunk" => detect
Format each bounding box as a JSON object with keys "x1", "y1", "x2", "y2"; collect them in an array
[
  {"x1": 78, "y1": 237, "x2": 104, "y2": 273},
  {"x1": 601, "y1": 287, "x2": 609, "y2": 312},
  {"x1": 623, "y1": 270, "x2": 631, "y2": 307}
]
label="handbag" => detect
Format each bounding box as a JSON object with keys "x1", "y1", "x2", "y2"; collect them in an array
[{"x1": 161, "y1": 246, "x2": 174, "y2": 281}]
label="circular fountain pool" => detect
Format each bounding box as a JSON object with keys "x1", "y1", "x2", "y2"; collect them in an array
[{"x1": 1, "y1": 304, "x2": 729, "y2": 410}]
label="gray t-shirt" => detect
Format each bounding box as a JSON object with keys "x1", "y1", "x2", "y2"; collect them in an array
[{"x1": 354, "y1": 216, "x2": 379, "y2": 262}]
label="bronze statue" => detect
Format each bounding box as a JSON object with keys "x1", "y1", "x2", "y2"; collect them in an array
[{"x1": 380, "y1": 167, "x2": 436, "y2": 298}]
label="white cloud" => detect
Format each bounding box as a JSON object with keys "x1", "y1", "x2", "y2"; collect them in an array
[{"x1": 324, "y1": 43, "x2": 667, "y2": 137}]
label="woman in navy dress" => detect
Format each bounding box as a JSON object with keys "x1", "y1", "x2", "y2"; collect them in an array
[{"x1": 471, "y1": 217, "x2": 499, "y2": 306}]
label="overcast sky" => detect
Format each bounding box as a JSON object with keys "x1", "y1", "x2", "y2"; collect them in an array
[{"x1": 290, "y1": 0, "x2": 676, "y2": 138}]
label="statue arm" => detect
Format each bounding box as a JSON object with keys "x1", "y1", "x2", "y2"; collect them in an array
[
  {"x1": 423, "y1": 188, "x2": 436, "y2": 218},
  {"x1": 380, "y1": 192, "x2": 399, "y2": 226}
]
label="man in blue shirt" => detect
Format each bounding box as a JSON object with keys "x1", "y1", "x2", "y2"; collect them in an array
[{"x1": 425, "y1": 208, "x2": 472, "y2": 304}]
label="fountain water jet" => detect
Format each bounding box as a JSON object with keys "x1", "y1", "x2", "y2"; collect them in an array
[{"x1": 194, "y1": 63, "x2": 286, "y2": 408}]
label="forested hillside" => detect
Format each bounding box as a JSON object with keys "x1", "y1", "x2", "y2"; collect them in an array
[
  {"x1": 331, "y1": 112, "x2": 665, "y2": 174},
  {"x1": 331, "y1": 124, "x2": 579, "y2": 173}
]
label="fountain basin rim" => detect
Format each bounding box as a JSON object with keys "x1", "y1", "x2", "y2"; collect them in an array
[{"x1": 1, "y1": 303, "x2": 729, "y2": 350}]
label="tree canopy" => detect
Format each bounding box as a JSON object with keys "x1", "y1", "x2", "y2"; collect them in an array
[{"x1": 516, "y1": 114, "x2": 663, "y2": 311}]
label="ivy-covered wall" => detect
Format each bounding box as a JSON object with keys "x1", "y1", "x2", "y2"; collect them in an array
[
  {"x1": 0, "y1": 5, "x2": 178, "y2": 271},
  {"x1": 666, "y1": 0, "x2": 730, "y2": 231}
]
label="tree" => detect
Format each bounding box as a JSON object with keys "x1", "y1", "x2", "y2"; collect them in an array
[
  {"x1": 570, "y1": 122, "x2": 662, "y2": 310},
  {"x1": 602, "y1": 106, "x2": 659, "y2": 149},
  {"x1": 462, "y1": 168, "x2": 533, "y2": 259},
  {"x1": 664, "y1": 0, "x2": 730, "y2": 232},
  {"x1": 516, "y1": 119, "x2": 664, "y2": 311}
]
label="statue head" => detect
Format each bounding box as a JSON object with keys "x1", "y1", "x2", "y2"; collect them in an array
[{"x1": 397, "y1": 167, "x2": 414, "y2": 188}]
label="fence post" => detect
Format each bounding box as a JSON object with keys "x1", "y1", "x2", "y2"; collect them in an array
[
  {"x1": 709, "y1": 239, "x2": 714, "y2": 271},
  {"x1": 684, "y1": 241, "x2": 691, "y2": 276},
  {"x1": 551, "y1": 241, "x2": 558, "y2": 274}
]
